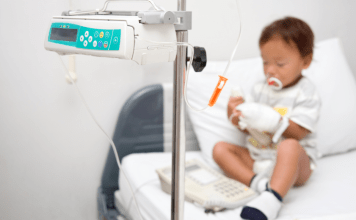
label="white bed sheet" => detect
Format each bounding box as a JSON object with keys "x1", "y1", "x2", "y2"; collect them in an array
[{"x1": 115, "y1": 150, "x2": 356, "y2": 220}]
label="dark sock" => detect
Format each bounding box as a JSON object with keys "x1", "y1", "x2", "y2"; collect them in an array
[
  {"x1": 241, "y1": 206, "x2": 267, "y2": 220},
  {"x1": 249, "y1": 174, "x2": 257, "y2": 187},
  {"x1": 240, "y1": 185, "x2": 283, "y2": 220}
]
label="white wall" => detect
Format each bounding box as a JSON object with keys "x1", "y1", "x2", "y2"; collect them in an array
[
  {"x1": 0, "y1": 1, "x2": 355, "y2": 220},
  {"x1": 188, "y1": 0, "x2": 356, "y2": 75},
  {"x1": 0, "y1": 1, "x2": 174, "y2": 220}
]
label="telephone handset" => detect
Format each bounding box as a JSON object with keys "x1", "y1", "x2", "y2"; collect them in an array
[{"x1": 156, "y1": 159, "x2": 257, "y2": 210}]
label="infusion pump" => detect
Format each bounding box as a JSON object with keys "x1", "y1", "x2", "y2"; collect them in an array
[{"x1": 44, "y1": 15, "x2": 177, "y2": 65}]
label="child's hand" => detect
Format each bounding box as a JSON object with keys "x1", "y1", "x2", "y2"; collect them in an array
[
  {"x1": 229, "y1": 110, "x2": 249, "y2": 134},
  {"x1": 227, "y1": 96, "x2": 244, "y2": 119},
  {"x1": 230, "y1": 109, "x2": 242, "y2": 126}
]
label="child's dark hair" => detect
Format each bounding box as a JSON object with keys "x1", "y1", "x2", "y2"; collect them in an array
[{"x1": 259, "y1": 17, "x2": 314, "y2": 58}]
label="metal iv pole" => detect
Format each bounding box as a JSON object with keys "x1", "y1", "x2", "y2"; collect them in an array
[{"x1": 171, "y1": 0, "x2": 187, "y2": 219}]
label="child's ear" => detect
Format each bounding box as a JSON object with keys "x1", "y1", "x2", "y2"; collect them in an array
[{"x1": 302, "y1": 54, "x2": 313, "y2": 69}]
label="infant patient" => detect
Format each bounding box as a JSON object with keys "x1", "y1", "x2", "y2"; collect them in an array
[{"x1": 213, "y1": 16, "x2": 321, "y2": 220}]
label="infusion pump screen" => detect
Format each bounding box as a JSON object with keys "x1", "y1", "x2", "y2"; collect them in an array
[{"x1": 50, "y1": 28, "x2": 78, "y2": 42}]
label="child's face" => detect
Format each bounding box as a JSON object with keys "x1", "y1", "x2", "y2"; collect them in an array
[{"x1": 260, "y1": 37, "x2": 312, "y2": 88}]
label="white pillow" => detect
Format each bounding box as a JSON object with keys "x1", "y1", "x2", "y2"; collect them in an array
[
  {"x1": 303, "y1": 38, "x2": 356, "y2": 156},
  {"x1": 186, "y1": 38, "x2": 356, "y2": 164}
]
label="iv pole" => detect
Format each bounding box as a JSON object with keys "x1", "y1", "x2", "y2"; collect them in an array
[{"x1": 171, "y1": 0, "x2": 187, "y2": 219}]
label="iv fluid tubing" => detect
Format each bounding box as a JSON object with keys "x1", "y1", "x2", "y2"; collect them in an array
[
  {"x1": 57, "y1": 55, "x2": 145, "y2": 220},
  {"x1": 221, "y1": 0, "x2": 242, "y2": 78},
  {"x1": 68, "y1": 0, "x2": 163, "y2": 16},
  {"x1": 55, "y1": 1, "x2": 241, "y2": 215},
  {"x1": 207, "y1": 0, "x2": 242, "y2": 107},
  {"x1": 56, "y1": 1, "x2": 241, "y2": 218}
]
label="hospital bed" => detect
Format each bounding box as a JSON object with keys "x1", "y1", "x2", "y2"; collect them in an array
[{"x1": 97, "y1": 38, "x2": 356, "y2": 220}]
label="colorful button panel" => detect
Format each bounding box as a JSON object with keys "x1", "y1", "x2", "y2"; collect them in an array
[
  {"x1": 77, "y1": 26, "x2": 121, "y2": 51},
  {"x1": 48, "y1": 23, "x2": 121, "y2": 51}
]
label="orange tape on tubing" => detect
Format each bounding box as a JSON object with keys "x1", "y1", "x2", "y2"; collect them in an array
[{"x1": 208, "y1": 75, "x2": 228, "y2": 107}]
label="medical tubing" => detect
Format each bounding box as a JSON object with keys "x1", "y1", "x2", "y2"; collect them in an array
[
  {"x1": 57, "y1": 55, "x2": 144, "y2": 220},
  {"x1": 204, "y1": 0, "x2": 242, "y2": 107},
  {"x1": 221, "y1": 0, "x2": 242, "y2": 78},
  {"x1": 136, "y1": 37, "x2": 209, "y2": 112},
  {"x1": 126, "y1": 179, "x2": 159, "y2": 213},
  {"x1": 68, "y1": 0, "x2": 163, "y2": 16}
]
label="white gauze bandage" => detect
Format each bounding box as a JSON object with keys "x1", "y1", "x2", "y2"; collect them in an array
[
  {"x1": 272, "y1": 116, "x2": 289, "y2": 143},
  {"x1": 236, "y1": 103, "x2": 289, "y2": 143}
]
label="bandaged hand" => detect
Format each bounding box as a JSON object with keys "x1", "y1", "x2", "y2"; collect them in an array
[{"x1": 236, "y1": 102, "x2": 281, "y2": 133}]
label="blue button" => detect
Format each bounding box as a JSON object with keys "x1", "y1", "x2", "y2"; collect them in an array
[{"x1": 98, "y1": 41, "x2": 103, "y2": 48}]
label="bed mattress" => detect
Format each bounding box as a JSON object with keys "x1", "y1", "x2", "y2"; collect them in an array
[{"x1": 114, "y1": 150, "x2": 356, "y2": 220}]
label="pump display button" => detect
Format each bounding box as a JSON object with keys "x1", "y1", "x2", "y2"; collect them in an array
[{"x1": 113, "y1": 36, "x2": 119, "y2": 44}]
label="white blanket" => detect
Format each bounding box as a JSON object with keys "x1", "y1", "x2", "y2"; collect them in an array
[{"x1": 115, "y1": 150, "x2": 356, "y2": 220}]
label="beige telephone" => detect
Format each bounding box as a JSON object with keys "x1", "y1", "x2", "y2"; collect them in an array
[{"x1": 156, "y1": 159, "x2": 257, "y2": 210}]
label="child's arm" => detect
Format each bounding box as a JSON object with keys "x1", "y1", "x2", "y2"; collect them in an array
[
  {"x1": 227, "y1": 96, "x2": 244, "y2": 118},
  {"x1": 227, "y1": 97, "x2": 249, "y2": 134},
  {"x1": 282, "y1": 120, "x2": 310, "y2": 140}
]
